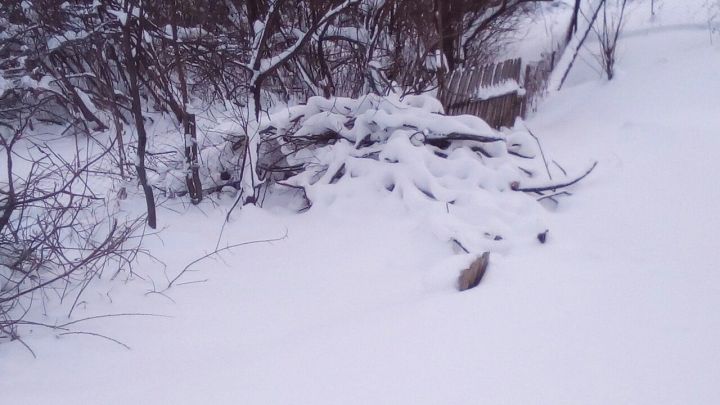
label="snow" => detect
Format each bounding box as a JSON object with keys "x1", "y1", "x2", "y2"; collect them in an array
[
  {"x1": 277, "y1": 94, "x2": 495, "y2": 143},
  {"x1": 254, "y1": 93, "x2": 551, "y2": 258},
  {"x1": 474, "y1": 78, "x2": 526, "y2": 100},
  {"x1": 3, "y1": 1, "x2": 720, "y2": 404}
]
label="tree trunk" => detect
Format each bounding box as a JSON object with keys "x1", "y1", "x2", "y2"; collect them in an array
[
  {"x1": 252, "y1": 82, "x2": 262, "y2": 120},
  {"x1": 123, "y1": 6, "x2": 157, "y2": 229},
  {"x1": 172, "y1": 11, "x2": 202, "y2": 204},
  {"x1": 184, "y1": 114, "x2": 203, "y2": 204},
  {"x1": 566, "y1": 0, "x2": 582, "y2": 45}
]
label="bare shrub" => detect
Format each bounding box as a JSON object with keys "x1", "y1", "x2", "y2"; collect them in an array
[
  {"x1": 0, "y1": 110, "x2": 146, "y2": 342},
  {"x1": 593, "y1": 0, "x2": 628, "y2": 80}
]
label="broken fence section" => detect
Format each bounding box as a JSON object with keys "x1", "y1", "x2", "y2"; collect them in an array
[{"x1": 438, "y1": 51, "x2": 559, "y2": 129}]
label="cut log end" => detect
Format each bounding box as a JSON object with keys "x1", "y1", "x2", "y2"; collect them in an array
[{"x1": 458, "y1": 252, "x2": 490, "y2": 292}]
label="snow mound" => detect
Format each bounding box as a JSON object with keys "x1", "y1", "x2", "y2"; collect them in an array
[{"x1": 252, "y1": 93, "x2": 554, "y2": 257}]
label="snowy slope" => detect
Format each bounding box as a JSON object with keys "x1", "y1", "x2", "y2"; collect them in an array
[{"x1": 2, "y1": 3, "x2": 720, "y2": 404}]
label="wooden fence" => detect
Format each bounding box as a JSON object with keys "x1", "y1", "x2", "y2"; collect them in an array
[
  {"x1": 267, "y1": 47, "x2": 562, "y2": 129},
  {"x1": 522, "y1": 50, "x2": 558, "y2": 118},
  {"x1": 438, "y1": 58, "x2": 523, "y2": 129},
  {"x1": 437, "y1": 50, "x2": 560, "y2": 129}
]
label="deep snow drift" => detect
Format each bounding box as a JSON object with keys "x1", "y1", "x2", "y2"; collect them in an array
[{"x1": 2, "y1": 2, "x2": 720, "y2": 404}]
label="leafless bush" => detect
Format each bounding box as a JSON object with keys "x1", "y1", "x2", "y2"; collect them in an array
[
  {"x1": 2, "y1": 0, "x2": 557, "y2": 216},
  {"x1": 593, "y1": 0, "x2": 628, "y2": 80},
  {"x1": 0, "y1": 110, "x2": 146, "y2": 342}
]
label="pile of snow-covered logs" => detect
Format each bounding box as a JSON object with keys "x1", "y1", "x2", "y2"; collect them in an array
[{"x1": 205, "y1": 94, "x2": 596, "y2": 288}]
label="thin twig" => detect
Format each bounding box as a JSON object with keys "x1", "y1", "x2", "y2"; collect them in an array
[
  {"x1": 524, "y1": 124, "x2": 552, "y2": 181},
  {"x1": 58, "y1": 331, "x2": 131, "y2": 350},
  {"x1": 58, "y1": 313, "x2": 169, "y2": 328},
  {"x1": 552, "y1": 160, "x2": 568, "y2": 176},
  {"x1": 452, "y1": 238, "x2": 470, "y2": 254},
  {"x1": 167, "y1": 231, "x2": 288, "y2": 289},
  {"x1": 537, "y1": 191, "x2": 572, "y2": 202}
]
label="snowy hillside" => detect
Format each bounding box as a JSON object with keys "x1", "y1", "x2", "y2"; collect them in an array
[{"x1": 2, "y1": 1, "x2": 720, "y2": 404}]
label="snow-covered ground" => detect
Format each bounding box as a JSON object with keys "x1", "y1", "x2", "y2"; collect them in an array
[{"x1": 3, "y1": 2, "x2": 720, "y2": 404}]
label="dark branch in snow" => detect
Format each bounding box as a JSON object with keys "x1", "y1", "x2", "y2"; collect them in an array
[
  {"x1": 512, "y1": 161, "x2": 598, "y2": 193},
  {"x1": 426, "y1": 132, "x2": 505, "y2": 145}
]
